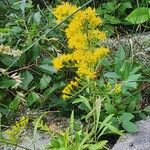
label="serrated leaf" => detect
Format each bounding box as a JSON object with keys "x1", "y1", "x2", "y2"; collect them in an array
[{"x1": 125, "y1": 7, "x2": 150, "y2": 24}]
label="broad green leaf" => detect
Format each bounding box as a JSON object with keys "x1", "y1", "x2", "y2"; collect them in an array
[
  {"x1": 105, "y1": 103, "x2": 117, "y2": 114},
  {"x1": 125, "y1": 7, "x2": 150, "y2": 24},
  {"x1": 119, "y1": 2, "x2": 132, "y2": 12},
  {"x1": 20, "y1": 0, "x2": 26, "y2": 16},
  {"x1": 27, "y1": 91, "x2": 39, "y2": 106},
  {"x1": 0, "y1": 79, "x2": 16, "y2": 89},
  {"x1": 104, "y1": 72, "x2": 121, "y2": 79},
  {"x1": 73, "y1": 96, "x2": 92, "y2": 112},
  {"x1": 123, "y1": 81, "x2": 137, "y2": 89},
  {"x1": 122, "y1": 121, "x2": 138, "y2": 133},
  {"x1": 104, "y1": 14, "x2": 121, "y2": 24},
  {"x1": 20, "y1": 71, "x2": 33, "y2": 90},
  {"x1": 100, "y1": 114, "x2": 114, "y2": 130},
  {"x1": 107, "y1": 124, "x2": 122, "y2": 135},
  {"x1": 38, "y1": 64, "x2": 57, "y2": 74},
  {"x1": 143, "y1": 106, "x2": 150, "y2": 112},
  {"x1": 9, "y1": 95, "x2": 20, "y2": 111},
  {"x1": 43, "y1": 82, "x2": 65, "y2": 97},
  {"x1": 127, "y1": 100, "x2": 136, "y2": 112},
  {"x1": 34, "y1": 11, "x2": 41, "y2": 25},
  {"x1": 119, "y1": 113, "x2": 134, "y2": 122},
  {"x1": 40, "y1": 74, "x2": 51, "y2": 90},
  {"x1": 127, "y1": 74, "x2": 141, "y2": 82}
]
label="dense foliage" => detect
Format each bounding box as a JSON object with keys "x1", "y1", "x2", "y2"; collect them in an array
[{"x1": 0, "y1": 0, "x2": 149, "y2": 149}]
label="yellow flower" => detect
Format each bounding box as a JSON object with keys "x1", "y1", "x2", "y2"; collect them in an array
[
  {"x1": 62, "y1": 78, "x2": 80, "y2": 100},
  {"x1": 62, "y1": 94, "x2": 70, "y2": 100},
  {"x1": 67, "y1": 33, "x2": 88, "y2": 50},
  {"x1": 88, "y1": 29, "x2": 106, "y2": 41},
  {"x1": 77, "y1": 63, "x2": 96, "y2": 79},
  {"x1": 52, "y1": 4, "x2": 110, "y2": 99},
  {"x1": 84, "y1": 8, "x2": 102, "y2": 28},
  {"x1": 114, "y1": 84, "x2": 122, "y2": 93},
  {"x1": 52, "y1": 56, "x2": 63, "y2": 70},
  {"x1": 53, "y1": 2, "x2": 77, "y2": 23},
  {"x1": 94, "y1": 47, "x2": 110, "y2": 60}
]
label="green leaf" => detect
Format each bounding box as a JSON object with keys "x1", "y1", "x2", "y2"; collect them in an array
[
  {"x1": 119, "y1": 113, "x2": 134, "y2": 122},
  {"x1": 105, "y1": 103, "x2": 117, "y2": 114},
  {"x1": 119, "y1": 2, "x2": 132, "y2": 12},
  {"x1": 9, "y1": 95, "x2": 20, "y2": 111},
  {"x1": 38, "y1": 64, "x2": 57, "y2": 74},
  {"x1": 107, "y1": 124, "x2": 122, "y2": 135},
  {"x1": 104, "y1": 14, "x2": 121, "y2": 24},
  {"x1": 100, "y1": 114, "x2": 114, "y2": 130},
  {"x1": 127, "y1": 74, "x2": 141, "y2": 82},
  {"x1": 95, "y1": 97, "x2": 101, "y2": 130},
  {"x1": 40, "y1": 74, "x2": 51, "y2": 90},
  {"x1": 125, "y1": 7, "x2": 150, "y2": 24},
  {"x1": 27, "y1": 91, "x2": 39, "y2": 106},
  {"x1": 104, "y1": 72, "x2": 121, "y2": 79},
  {"x1": 0, "y1": 79, "x2": 16, "y2": 89},
  {"x1": 127, "y1": 100, "x2": 136, "y2": 112},
  {"x1": 143, "y1": 106, "x2": 150, "y2": 112},
  {"x1": 122, "y1": 121, "x2": 138, "y2": 133},
  {"x1": 20, "y1": 71, "x2": 33, "y2": 90},
  {"x1": 34, "y1": 11, "x2": 41, "y2": 25},
  {"x1": 88, "y1": 140, "x2": 107, "y2": 150},
  {"x1": 73, "y1": 96, "x2": 92, "y2": 112}
]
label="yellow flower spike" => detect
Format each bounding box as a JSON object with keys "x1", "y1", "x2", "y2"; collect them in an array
[
  {"x1": 67, "y1": 84, "x2": 73, "y2": 90},
  {"x1": 53, "y1": 2, "x2": 78, "y2": 23},
  {"x1": 114, "y1": 84, "x2": 122, "y2": 93},
  {"x1": 52, "y1": 4, "x2": 109, "y2": 98},
  {"x1": 70, "y1": 81, "x2": 79, "y2": 87},
  {"x1": 62, "y1": 87, "x2": 71, "y2": 95},
  {"x1": 52, "y1": 57, "x2": 63, "y2": 70},
  {"x1": 62, "y1": 94, "x2": 70, "y2": 100},
  {"x1": 88, "y1": 29, "x2": 106, "y2": 41},
  {"x1": 75, "y1": 77, "x2": 80, "y2": 82}
]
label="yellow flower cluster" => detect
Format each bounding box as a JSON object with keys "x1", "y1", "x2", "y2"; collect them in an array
[
  {"x1": 53, "y1": 47, "x2": 109, "y2": 79},
  {"x1": 62, "y1": 77, "x2": 80, "y2": 100},
  {"x1": 53, "y1": 2, "x2": 77, "y2": 23},
  {"x1": 0, "y1": 44, "x2": 22, "y2": 57},
  {"x1": 5, "y1": 116, "x2": 29, "y2": 143},
  {"x1": 65, "y1": 8, "x2": 105, "y2": 50},
  {"x1": 52, "y1": 3, "x2": 109, "y2": 99}
]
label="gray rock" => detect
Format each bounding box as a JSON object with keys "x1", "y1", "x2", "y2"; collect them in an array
[{"x1": 112, "y1": 117, "x2": 150, "y2": 150}]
